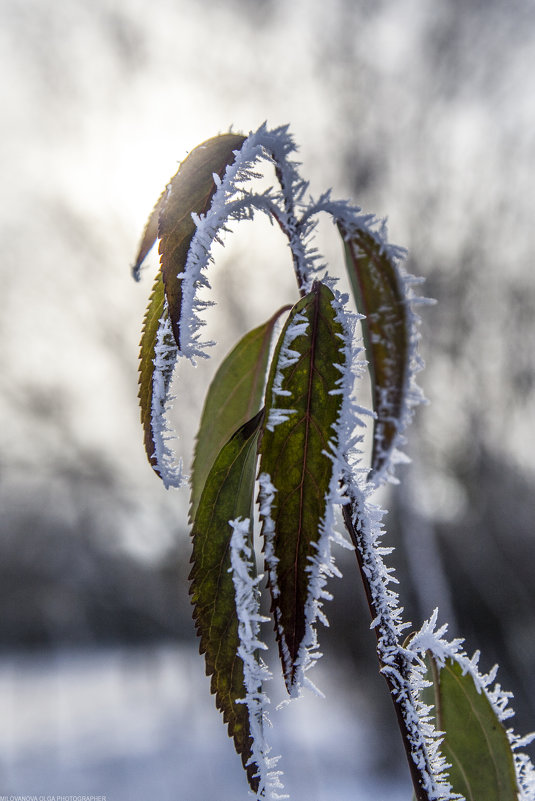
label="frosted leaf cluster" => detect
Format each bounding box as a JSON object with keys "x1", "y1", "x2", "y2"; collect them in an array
[
  {"x1": 148, "y1": 121, "x2": 430, "y2": 495},
  {"x1": 149, "y1": 123, "x2": 318, "y2": 485},
  {"x1": 142, "y1": 123, "x2": 535, "y2": 801}
]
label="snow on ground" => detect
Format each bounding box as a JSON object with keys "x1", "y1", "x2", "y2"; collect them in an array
[{"x1": 0, "y1": 644, "x2": 409, "y2": 801}]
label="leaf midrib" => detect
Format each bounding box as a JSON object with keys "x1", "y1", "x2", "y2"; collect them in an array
[
  {"x1": 269, "y1": 300, "x2": 337, "y2": 662},
  {"x1": 286, "y1": 286, "x2": 322, "y2": 660}
]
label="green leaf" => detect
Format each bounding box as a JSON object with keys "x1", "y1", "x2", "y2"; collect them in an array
[
  {"x1": 190, "y1": 305, "x2": 291, "y2": 521},
  {"x1": 138, "y1": 272, "x2": 169, "y2": 477},
  {"x1": 424, "y1": 656, "x2": 519, "y2": 801},
  {"x1": 259, "y1": 282, "x2": 345, "y2": 693},
  {"x1": 338, "y1": 225, "x2": 409, "y2": 480},
  {"x1": 189, "y1": 411, "x2": 264, "y2": 793},
  {"x1": 158, "y1": 133, "x2": 246, "y2": 348}
]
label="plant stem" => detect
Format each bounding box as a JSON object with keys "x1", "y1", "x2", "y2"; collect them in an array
[
  {"x1": 270, "y1": 165, "x2": 309, "y2": 297},
  {"x1": 341, "y1": 502, "x2": 433, "y2": 801}
]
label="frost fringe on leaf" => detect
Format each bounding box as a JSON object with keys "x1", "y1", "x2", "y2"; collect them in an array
[
  {"x1": 150, "y1": 308, "x2": 185, "y2": 489},
  {"x1": 264, "y1": 309, "x2": 308, "y2": 432},
  {"x1": 229, "y1": 518, "x2": 288, "y2": 801},
  {"x1": 257, "y1": 473, "x2": 293, "y2": 696}
]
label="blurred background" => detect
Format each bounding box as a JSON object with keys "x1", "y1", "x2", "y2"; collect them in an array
[{"x1": 1, "y1": 0, "x2": 534, "y2": 798}]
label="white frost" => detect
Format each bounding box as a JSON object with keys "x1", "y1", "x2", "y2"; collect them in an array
[
  {"x1": 150, "y1": 310, "x2": 186, "y2": 489},
  {"x1": 229, "y1": 517, "x2": 288, "y2": 801},
  {"x1": 266, "y1": 309, "x2": 309, "y2": 432}
]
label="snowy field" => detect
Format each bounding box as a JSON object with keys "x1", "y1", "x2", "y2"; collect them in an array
[{"x1": 0, "y1": 645, "x2": 409, "y2": 801}]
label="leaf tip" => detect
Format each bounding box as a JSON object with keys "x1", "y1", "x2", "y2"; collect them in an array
[{"x1": 131, "y1": 262, "x2": 142, "y2": 282}]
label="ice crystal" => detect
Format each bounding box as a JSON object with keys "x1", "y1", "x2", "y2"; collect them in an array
[{"x1": 265, "y1": 309, "x2": 308, "y2": 431}]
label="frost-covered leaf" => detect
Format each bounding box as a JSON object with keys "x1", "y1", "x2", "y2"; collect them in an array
[
  {"x1": 190, "y1": 306, "x2": 290, "y2": 520},
  {"x1": 424, "y1": 656, "x2": 519, "y2": 801},
  {"x1": 158, "y1": 133, "x2": 246, "y2": 348},
  {"x1": 259, "y1": 282, "x2": 345, "y2": 694},
  {"x1": 189, "y1": 411, "x2": 263, "y2": 792},
  {"x1": 138, "y1": 272, "x2": 167, "y2": 476},
  {"x1": 339, "y1": 225, "x2": 409, "y2": 480}
]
